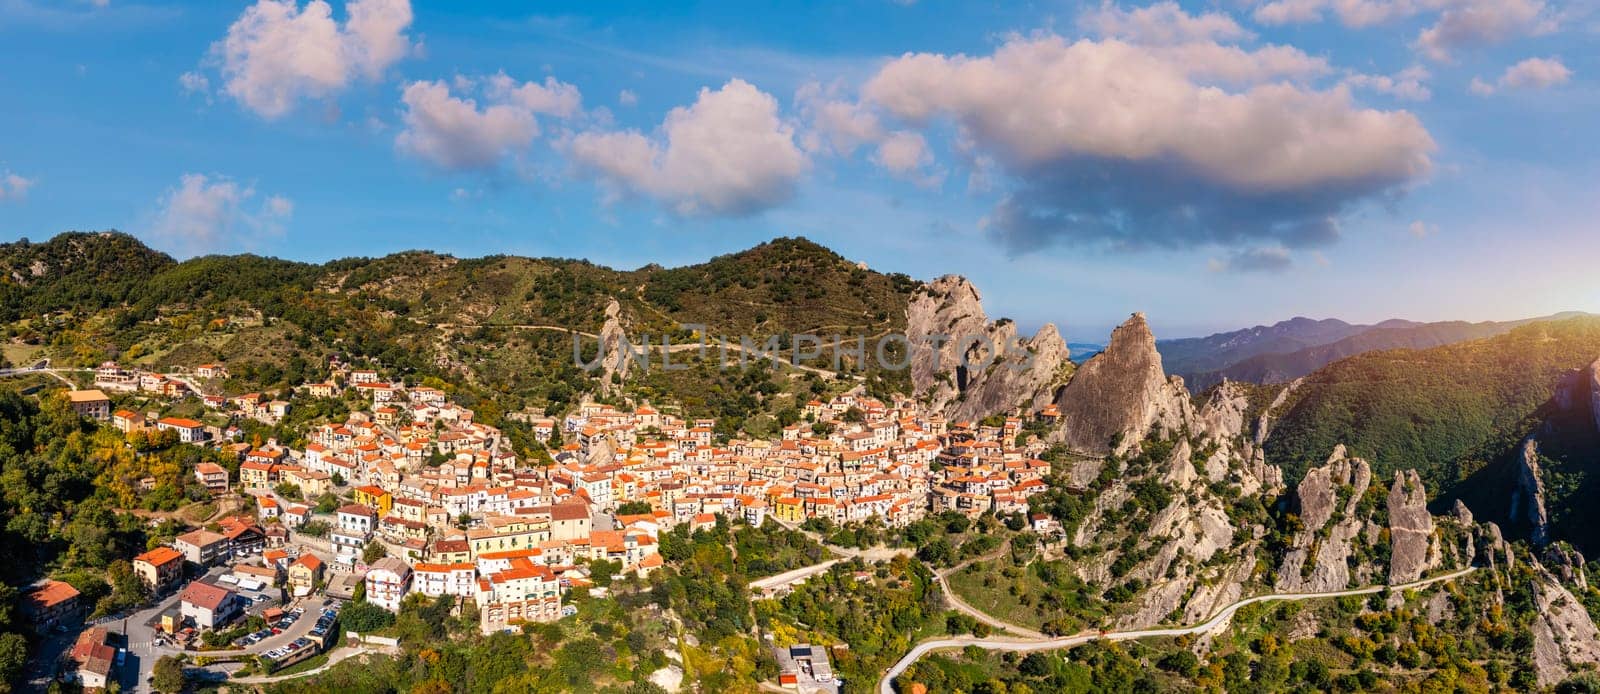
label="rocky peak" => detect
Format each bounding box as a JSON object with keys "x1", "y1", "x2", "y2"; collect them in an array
[
  {"x1": 1510, "y1": 437, "x2": 1551, "y2": 546},
  {"x1": 906, "y1": 275, "x2": 1072, "y2": 423},
  {"x1": 596, "y1": 299, "x2": 631, "y2": 393},
  {"x1": 1275, "y1": 446, "x2": 1373, "y2": 592},
  {"x1": 1195, "y1": 379, "x2": 1251, "y2": 444},
  {"x1": 1387, "y1": 469, "x2": 1436, "y2": 583},
  {"x1": 1050, "y1": 312, "x2": 1190, "y2": 456}
]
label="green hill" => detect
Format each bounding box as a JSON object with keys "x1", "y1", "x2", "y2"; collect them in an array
[
  {"x1": 1260, "y1": 316, "x2": 1600, "y2": 548},
  {"x1": 0, "y1": 231, "x2": 920, "y2": 429}
]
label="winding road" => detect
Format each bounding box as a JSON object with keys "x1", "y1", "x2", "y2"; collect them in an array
[
  {"x1": 877, "y1": 566, "x2": 1477, "y2": 694},
  {"x1": 431, "y1": 322, "x2": 865, "y2": 380},
  {"x1": 934, "y1": 559, "x2": 1045, "y2": 639}
]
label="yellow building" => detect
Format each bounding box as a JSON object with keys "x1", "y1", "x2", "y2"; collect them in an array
[
  {"x1": 773, "y1": 497, "x2": 805, "y2": 524},
  {"x1": 352, "y1": 485, "x2": 393, "y2": 517}
]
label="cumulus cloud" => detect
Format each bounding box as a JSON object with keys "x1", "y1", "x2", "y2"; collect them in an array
[
  {"x1": 395, "y1": 73, "x2": 582, "y2": 171},
  {"x1": 861, "y1": 34, "x2": 1434, "y2": 255},
  {"x1": 569, "y1": 79, "x2": 807, "y2": 217},
  {"x1": 1500, "y1": 56, "x2": 1573, "y2": 88},
  {"x1": 1081, "y1": 3, "x2": 1329, "y2": 83},
  {"x1": 0, "y1": 172, "x2": 35, "y2": 201},
  {"x1": 1344, "y1": 65, "x2": 1432, "y2": 100},
  {"x1": 1418, "y1": 0, "x2": 1550, "y2": 61},
  {"x1": 1250, "y1": 0, "x2": 1552, "y2": 60},
  {"x1": 1080, "y1": 1, "x2": 1252, "y2": 44},
  {"x1": 149, "y1": 174, "x2": 292, "y2": 256},
  {"x1": 618, "y1": 89, "x2": 638, "y2": 107},
  {"x1": 1470, "y1": 56, "x2": 1572, "y2": 94},
  {"x1": 204, "y1": 0, "x2": 413, "y2": 119},
  {"x1": 1208, "y1": 246, "x2": 1294, "y2": 273},
  {"x1": 795, "y1": 81, "x2": 943, "y2": 182},
  {"x1": 1253, "y1": 0, "x2": 1440, "y2": 27}
]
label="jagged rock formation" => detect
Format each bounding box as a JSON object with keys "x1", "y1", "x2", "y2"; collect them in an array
[
  {"x1": 1276, "y1": 446, "x2": 1372, "y2": 593},
  {"x1": 1051, "y1": 313, "x2": 1190, "y2": 456},
  {"x1": 1387, "y1": 470, "x2": 1436, "y2": 583},
  {"x1": 1195, "y1": 380, "x2": 1250, "y2": 444},
  {"x1": 1531, "y1": 558, "x2": 1600, "y2": 687},
  {"x1": 1453, "y1": 500, "x2": 1476, "y2": 562},
  {"x1": 906, "y1": 276, "x2": 1071, "y2": 422},
  {"x1": 596, "y1": 299, "x2": 631, "y2": 393},
  {"x1": 1509, "y1": 438, "x2": 1551, "y2": 545}
]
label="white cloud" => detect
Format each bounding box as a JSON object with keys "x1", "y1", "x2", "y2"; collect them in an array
[
  {"x1": 1081, "y1": 1, "x2": 1252, "y2": 44},
  {"x1": 1418, "y1": 0, "x2": 1550, "y2": 61},
  {"x1": 485, "y1": 72, "x2": 583, "y2": 118},
  {"x1": 205, "y1": 0, "x2": 413, "y2": 119},
  {"x1": 1250, "y1": 0, "x2": 1553, "y2": 60},
  {"x1": 569, "y1": 79, "x2": 807, "y2": 217},
  {"x1": 1470, "y1": 56, "x2": 1572, "y2": 94},
  {"x1": 1253, "y1": 0, "x2": 1443, "y2": 27},
  {"x1": 618, "y1": 89, "x2": 638, "y2": 107},
  {"x1": 0, "y1": 172, "x2": 35, "y2": 201},
  {"x1": 1500, "y1": 56, "x2": 1573, "y2": 88},
  {"x1": 795, "y1": 81, "x2": 943, "y2": 183},
  {"x1": 1408, "y1": 220, "x2": 1438, "y2": 237},
  {"x1": 149, "y1": 174, "x2": 292, "y2": 256},
  {"x1": 861, "y1": 34, "x2": 1434, "y2": 254},
  {"x1": 1081, "y1": 3, "x2": 1328, "y2": 84},
  {"x1": 396, "y1": 74, "x2": 583, "y2": 171},
  {"x1": 872, "y1": 131, "x2": 931, "y2": 174},
  {"x1": 1344, "y1": 65, "x2": 1432, "y2": 100}
]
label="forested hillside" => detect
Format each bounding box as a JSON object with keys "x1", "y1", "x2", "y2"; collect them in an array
[
  {"x1": 0, "y1": 232, "x2": 921, "y2": 432},
  {"x1": 1263, "y1": 317, "x2": 1600, "y2": 482}
]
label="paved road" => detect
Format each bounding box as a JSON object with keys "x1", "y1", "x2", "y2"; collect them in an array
[
  {"x1": 877, "y1": 567, "x2": 1478, "y2": 694},
  {"x1": 227, "y1": 644, "x2": 394, "y2": 684},
  {"x1": 112, "y1": 564, "x2": 328, "y2": 691},
  {"x1": 749, "y1": 522, "x2": 912, "y2": 596}
]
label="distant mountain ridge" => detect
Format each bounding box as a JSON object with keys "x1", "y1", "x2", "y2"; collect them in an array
[{"x1": 1160, "y1": 313, "x2": 1592, "y2": 391}]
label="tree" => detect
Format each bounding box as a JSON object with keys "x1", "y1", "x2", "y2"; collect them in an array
[
  {"x1": 363, "y1": 540, "x2": 387, "y2": 564},
  {"x1": 153, "y1": 654, "x2": 187, "y2": 693},
  {"x1": 340, "y1": 600, "x2": 395, "y2": 633},
  {"x1": 616, "y1": 501, "x2": 653, "y2": 516},
  {"x1": 0, "y1": 633, "x2": 26, "y2": 688},
  {"x1": 589, "y1": 559, "x2": 622, "y2": 587}
]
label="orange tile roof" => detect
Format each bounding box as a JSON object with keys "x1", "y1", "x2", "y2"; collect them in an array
[{"x1": 135, "y1": 547, "x2": 183, "y2": 566}]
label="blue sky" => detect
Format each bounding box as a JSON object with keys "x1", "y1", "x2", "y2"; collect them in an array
[{"x1": 0, "y1": 0, "x2": 1596, "y2": 342}]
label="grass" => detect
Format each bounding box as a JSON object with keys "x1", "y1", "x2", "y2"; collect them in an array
[
  {"x1": 182, "y1": 502, "x2": 219, "y2": 523},
  {"x1": 945, "y1": 561, "x2": 1052, "y2": 630},
  {"x1": 1, "y1": 342, "x2": 41, "y2": 367}
]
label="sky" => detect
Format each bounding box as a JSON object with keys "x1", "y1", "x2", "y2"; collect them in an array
[{"x1": 0, "y1": 0, "x2": 1597, "y2": 342}]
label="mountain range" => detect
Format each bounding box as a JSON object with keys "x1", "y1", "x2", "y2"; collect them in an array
[{"x1": 1159, "y1": 313, "x2": 1592, "y2": 392}]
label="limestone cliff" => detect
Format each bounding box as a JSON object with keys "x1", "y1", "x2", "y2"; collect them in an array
[
  {"x1": 906, "y1": 275, "x2": 1071, "y2": 422},
  {"x1": 597, "y1": 299, "x2": 632, "y2": 394},
  {"x1": 1387, "y1": 469, "x2": 1437, "y2": 583},
  {"x1": 1530, "y1": 556, "x2": 1600, "y2": 687},
  {"x1": 1510, "y1": 438, "x2": 1551, "y2": 546},
  {"x1": 1275, "y1": 446, "x2": 1373, "y2": 593},
  {"x1": 1050, "y1": 313, "x2": 1190, "y2": 456}
]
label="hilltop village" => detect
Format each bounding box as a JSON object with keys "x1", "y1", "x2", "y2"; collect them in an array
[{"x1": 27, "y1": 354, "x2": 1059, "y2": 684}]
